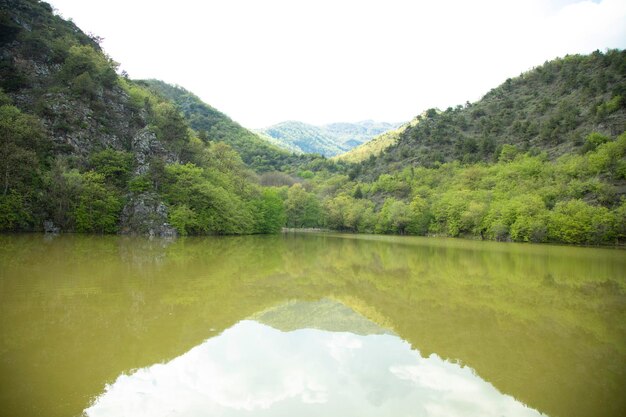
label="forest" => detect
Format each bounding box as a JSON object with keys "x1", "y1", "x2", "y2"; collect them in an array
[{"x1": 1, "y1": 0, "x2": 625, "y2": 245}]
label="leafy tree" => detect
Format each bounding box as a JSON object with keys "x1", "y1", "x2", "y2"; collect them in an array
[
  {"x1": 499, "y1": 144, "x2": 519, "y2": 162},
  {"x1": 581, "y1": 132, "x2": 609, "y2": 154},
  {"x1": 90, "y1": 149, "x2": 135, "y2": 189},
  {"x1": 0, "y1": 105, "x2": 45, "y2": 230},
  {"x1": 376, "y1": 198, "x2": 411, "y2": 234},
  {"x1": 508, "y1": 195, "x2": 549, "y2": 242},
  {"x1": 0, "y1": 105, "x2": 44, "y2": 196},
  {"x1": 152, "y1": 102, "x2": 189, "y2": 155},
  {"x1": 285, "y1": 183, "x2": 321, "y2": 228},
  {"x1": 162, "y1": 162, "x2": 255, "y2": 235},
  {"x1": 42, "y1": 158, "x2": 83, "y2": 230},
  {"x1": 74, "y1": 172, "x2": 123, "y2": 233},
  {"x1": 407, "y1": 196, "x2": 431, "y2": 235},
  {"x1": 169, "y1": 204, "x2": 198, "y2": 236},
  {"x1": 548, "y1": 200, "x2": 603, "y2": 244},
  {"x1": 0, "y1": 191, "x2": 32, "y2": 230},
  {"x1": 255, "y1": 188, "x2": 286, "y2": 233},
  {"x1": 128, "y1": 174, "x2": 152, "y2": 193},
  {"x1": 60, "y1": 44, "x2": 117, "y2": 87},
  {"x1": 71, "y1": 71, "x2": 96, "y2": 98}
]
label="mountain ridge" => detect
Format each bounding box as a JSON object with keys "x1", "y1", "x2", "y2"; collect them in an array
[
  {"x1": 259, "y1": 119, "x2": 401, "y2": 157},
  {"x1": 1, "y1": 0, "x2": 624, "y2": 245},
  {"x1": 351, "y1": 50, "x2": 626, "y2": 179}
]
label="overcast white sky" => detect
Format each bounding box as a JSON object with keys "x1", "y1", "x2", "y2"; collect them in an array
[{"x1": 47, "y1": 0, "x2": 626, "y2": 129}]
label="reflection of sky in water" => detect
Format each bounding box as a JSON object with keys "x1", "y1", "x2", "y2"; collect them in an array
[{"x1": 85, "y1": 319, "x2": 545, "y2": 417}]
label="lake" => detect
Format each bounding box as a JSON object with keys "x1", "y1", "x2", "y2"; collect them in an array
[{"x1": 0, "y1": 233, "x2": 624, "y2": 417}]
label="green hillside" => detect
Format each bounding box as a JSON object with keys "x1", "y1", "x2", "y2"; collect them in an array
[
  {"x1": 0, "y1": 0, "x2": 302, "y2": 235},
  {"x1": 356, "y1": 51, "x2": 625, "y2": 178},
  {"x1": 335, "y1": 118, "x2": 419, "y2": 163},
  {"x1": 1, "y1": 0, "x2": 624, "y2": 245},
  {"x1": 283, "y1": 51, "x2": 626, "y2": 245},
  {"x1": 138, "y1": 80, "x2": 299, "y2": 172}
]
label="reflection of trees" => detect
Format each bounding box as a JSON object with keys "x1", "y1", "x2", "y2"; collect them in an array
[{"x1": 0, "y1": 234, "x2": 624, "y2": 417}]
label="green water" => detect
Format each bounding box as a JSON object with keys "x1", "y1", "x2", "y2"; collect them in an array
[{"x1": 0, "y1": 233, "x2": 624, "y2": 417}]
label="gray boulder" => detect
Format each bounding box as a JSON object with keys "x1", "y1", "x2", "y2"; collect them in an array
[{"x1": 119, "y1": 192, "x2": 177, "y2": 238}]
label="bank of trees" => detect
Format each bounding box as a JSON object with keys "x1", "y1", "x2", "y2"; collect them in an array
[
  {"x1": 2, "y1": 75, "x2": 624, "y2": 244},
  {"x1": 294, "y1": 131, "x2": 625, "y2": 245},
  {"x1": 2, "y1": 82, "x2": 624, "y2": 245},
  {"x1": 0, "y1": 79, "x2": 288, "y2": 235}
]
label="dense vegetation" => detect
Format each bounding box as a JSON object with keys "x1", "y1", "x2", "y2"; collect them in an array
[
  {"x1": 0, "y1": 0, "x2": 299, "y2": 234},
  {"x1": 1, "y1": 0, "x2": 624, "y2": 245},
  {"x1": 301, "y1": 131, "x2": 626, "y2": 244},
  {"x1": 335, "y1": 120, "x2": 412, "y2": 163},
  {"x1": 277, "y1": 51, "x2": 626, "y2": 245},
  {"x1": 353, "y1": 50, "x2": 626, "y2": 178},
  {"x1": 260, "y1": 120, "x2": 347, "y2": 156},
  {"x1": 260, "y1": 120, "x2": 400, "y2": 157},
  {"x1": 138, "y1": 80, "x2": 300, "y2": 172},
  {"x1": 0, "y1": 82, "x2": 290, "y2": 234}
]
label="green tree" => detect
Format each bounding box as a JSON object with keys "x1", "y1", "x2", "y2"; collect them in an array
[
  {"x1": 285, "y1": 183, "x2": 321, "y2": 228},
  {"x1": 0, "y1": 191, "x2": 32, "y2": 230},
  {"x1": 90, "y1": 148, "x2": 135, "y2": 189},
  {"x1": 42, "y1": 158, "x2": 83, "y2": 230},
  {"x1": 547, "y1": 199, "x2": 614, "y2": 244},
  {"x1": 71, "y1": 71, "x2": 96, "y2": 98},
  {"x1": 0, "y1": 105, "x2": 44, "y2": 196},
  {"x1": 376, "y1": 198, "x2": 411, "y2": 234},
  {"x1": 581, "y1": 132, "x2": 609, "y2": 154},
  {"x1": 407, "y1": 196, "x2": 431, "y2": 235},
  {"x1": 499, "y1": 144, "x2": 519, "y2": 162},
  {"x1": 162, "y1": 162, "x2": 255, "y2": 235},
  {"x1": 152, "y1": 102, "x2": 189, "y2": 156},
  {"x1": 0, "y1": 105, "x2": 45, "y2": 230},
  {"x1": 255, "y1": 188, "x2": 286, "y2": 233},
  {"x1": 74, "y1": 172, "x2": 123, "y2": 233},
  {"x1": 60, "y1": 44, "x2": 117, "y2": 87},
  {"x1": 169, "y1": 204, "x2": 198, "y2": 236}
]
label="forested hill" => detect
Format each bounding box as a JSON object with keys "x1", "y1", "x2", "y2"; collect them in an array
[
  {"x1": 335, "y1": 117, "x2": 419, "y2": 163},
  {"x1": 260, "y1": 121, "x2": 345, "y2": 156},
  {"x1": 324, "y1": 120, "x2": 401, "y2": 148},
  {"x1": 138, "y1": 80, "x2": 299, "y2": 172},
  {"x1": 0, "y1": 0, "x2": 322, "y2": 235},
  {"x1": 259, "y1": 120, "x2": 401, "y2": 157},
  {"x1": 351, "y1": 50, "x2": 626, "y2": 179},
  {"x1": 1, "y1": 0, "x2": 625, "y2": 245}
]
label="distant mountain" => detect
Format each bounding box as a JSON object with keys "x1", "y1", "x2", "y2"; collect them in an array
[
  {"x1": 259, "y1": 121, "x2": 344, "y2": 156},
  {"x1": 335, "y1": 117, "x2": 421, "y2": 163},
  {"x1": 323, "y1": 120, "x2": 402, "y2": 147},
  {"x1": 259, "y1": 120, "x2": 401, "y2": 157}
]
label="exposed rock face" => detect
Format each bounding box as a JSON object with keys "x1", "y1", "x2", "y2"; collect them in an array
[
  {"x1": 119, "y1": 192, "x2": 177, "y2": 238},
  {"x1": 43, "y1": 220, "x2": 60, "y2": 234},
  {"x1": 132, "y1": 127, "x2": 177, "y2": 175},
  {"x1": 0, "y1": 1, "x2": 181, "y2": 236},
  {"x1": 34, "y1": 90, "x2": 142, "y2": 157},
  {"x1": 7, "y1": 56, "x2": 147, "y2": 158}
]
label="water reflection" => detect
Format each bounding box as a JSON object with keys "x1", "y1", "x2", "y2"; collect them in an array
[
  {"x1": 0, "y1": 233, "x2": 624, "y2": 417},
  {"x1": 86, "y1": 301, "x2": 544, "y2": 417}
]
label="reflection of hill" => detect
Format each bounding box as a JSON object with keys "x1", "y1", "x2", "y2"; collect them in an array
[
  {"x1": 252, "y1": 298, "x2": 392, "y2": 335},
  {"x1": 0, "y1": 234, "x2": 624, "y2": 417}
]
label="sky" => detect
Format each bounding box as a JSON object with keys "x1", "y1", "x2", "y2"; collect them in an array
[
  {"x1": 86, "y1": 320, "x2": 543, "y2": 417},
  {"x1": 47, "y1": 0, "x2": 626, "y2": 129}
]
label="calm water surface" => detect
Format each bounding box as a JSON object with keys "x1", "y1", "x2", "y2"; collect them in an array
[{"x1": 0, "y1": 233, "x2": 624, "y2": 417}]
